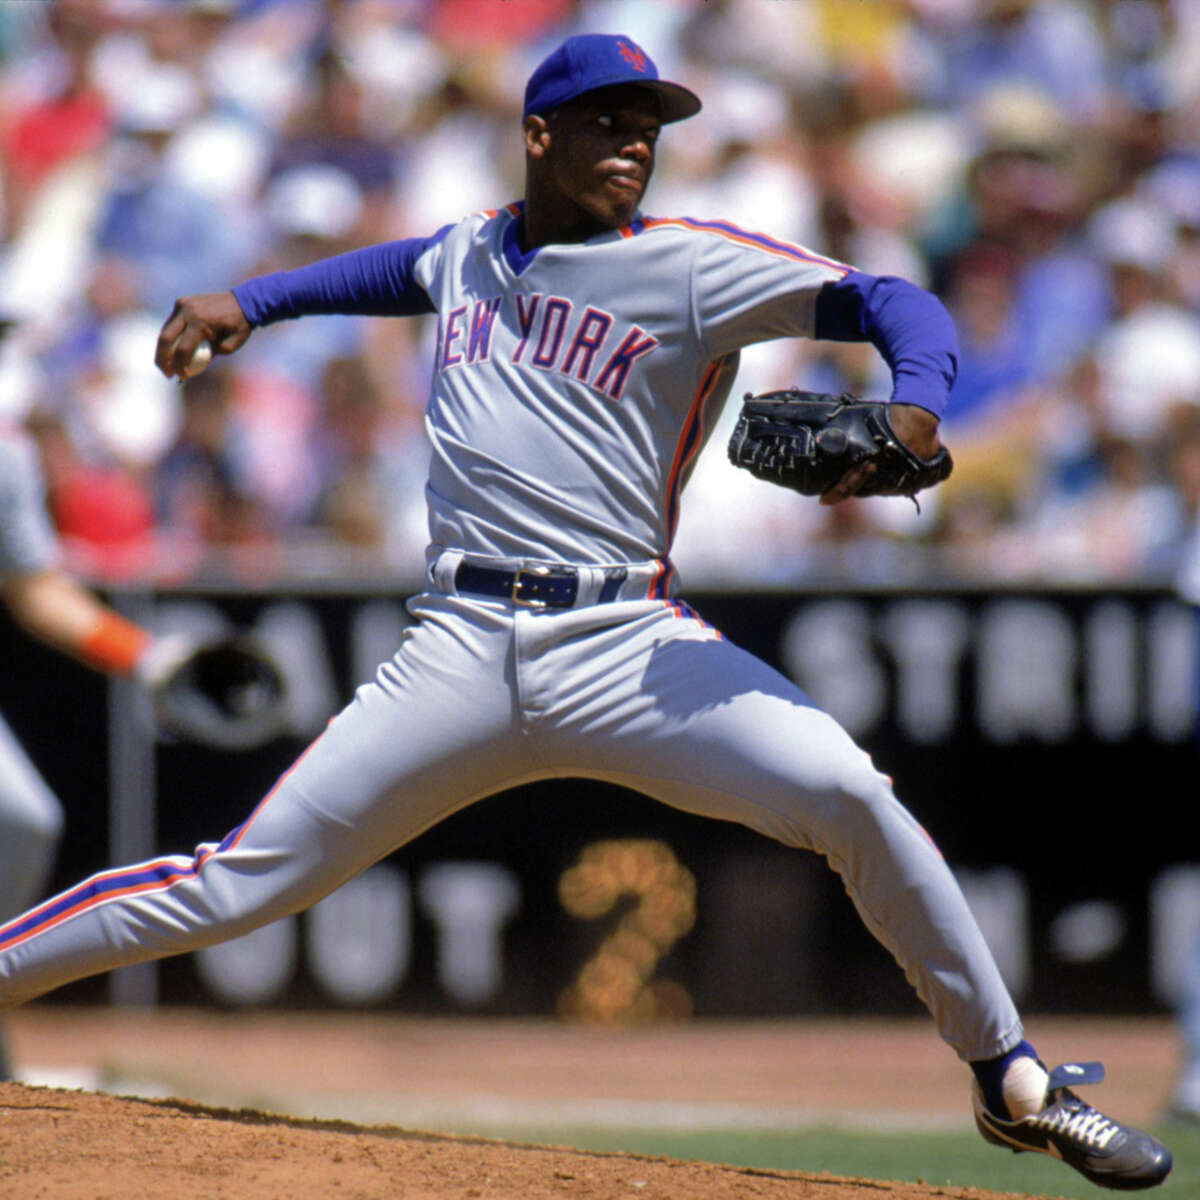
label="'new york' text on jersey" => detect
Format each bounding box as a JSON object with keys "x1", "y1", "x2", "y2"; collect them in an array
[{"x1": 412, "y1": 205, "x2": 849, "y2": 566}]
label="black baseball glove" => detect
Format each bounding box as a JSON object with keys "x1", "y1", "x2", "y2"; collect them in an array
[
  {"x1": 727, "y1": 389, "x2": 953, "y2": 505},
  {"x1": 142, "y1": 634, "x2": 289, "y2": 751}
]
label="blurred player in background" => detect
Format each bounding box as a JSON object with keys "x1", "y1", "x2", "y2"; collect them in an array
[
  {"x1": 0, "y1": 437, "x2": 151, "y2": 1075},
  {"x1": 0, "y1": 318, "x2": 188, "y2": 1080},
  {"x1": 0, "y1": 431, "x2": 165, "y2": 1080}
]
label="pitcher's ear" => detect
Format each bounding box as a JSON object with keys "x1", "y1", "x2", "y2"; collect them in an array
[{"x1": 524, "y1": 114, "x2": 550, "y2": 157}]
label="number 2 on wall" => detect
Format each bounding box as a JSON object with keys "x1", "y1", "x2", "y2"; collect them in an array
[{"x1": 557, "y1": 839, "x2": 696, "y2": 1023}]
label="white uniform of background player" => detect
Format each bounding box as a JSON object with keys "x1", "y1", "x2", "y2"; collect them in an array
[
  {"x1": 0, "y1": 428, "x2": 67, "y2": 929},
  {"x1": 0, "y1": 424, "x2": 173, "y2": 1081},
  {"x1": 0, "y1": 356, "x2": 191, "y2": 1079},
  {"x1": 0, "y1": 34, "x2": 1173, "y2": 1189}
]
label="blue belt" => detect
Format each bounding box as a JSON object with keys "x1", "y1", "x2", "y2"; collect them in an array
[
  {"x1": 455, "y1": 561, "x2": 579, "y2": 608},
  {"x1": 453, "y1": 561, "x2": 631, "y2": 609}
]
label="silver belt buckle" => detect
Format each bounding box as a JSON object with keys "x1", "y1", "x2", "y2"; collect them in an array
[{"x1": 511, "y1": 563, "x2": 551, "y2": 608}]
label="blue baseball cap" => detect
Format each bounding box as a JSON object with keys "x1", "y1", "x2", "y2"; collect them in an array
[{"x1": 523, "y1": 34, "x2": 701, "y2": 124}]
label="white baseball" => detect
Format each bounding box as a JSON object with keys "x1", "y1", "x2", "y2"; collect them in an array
[{"x1": 180, "y1": 339, "x2": 213, "y2": 379}]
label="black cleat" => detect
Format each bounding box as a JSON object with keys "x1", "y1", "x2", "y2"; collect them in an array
[{"x1": 973, "y1": 1061, "x2": 1173, "y2": 1190}]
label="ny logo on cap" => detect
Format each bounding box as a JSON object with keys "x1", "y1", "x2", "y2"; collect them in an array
[{"x1": 617, "y1": 41, "x2": 648, "y2": 72}]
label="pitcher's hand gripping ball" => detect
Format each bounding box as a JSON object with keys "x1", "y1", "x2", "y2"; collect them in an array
[
  {"x1": 728, "y1": 389, "x2": 953, "y2": 504},
  {"x1": 141, "y1": 635, "x2": 289, "y2": 751},
  {"x1": 170, "y1": 338, "x2": 213, "y2": 380}
]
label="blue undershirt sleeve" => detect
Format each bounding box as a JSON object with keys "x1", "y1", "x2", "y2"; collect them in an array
[
  {"x1": 232, "y1": 227, "x2": 452, "y2": 325},
  {"x1": 813, "y1": 270, "x2": 958, "y2": 419}
]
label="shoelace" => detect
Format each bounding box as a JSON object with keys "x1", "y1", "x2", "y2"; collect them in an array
[{"x1": 1035, "y1": 1096, "x2": 1120, "y2": 1149}]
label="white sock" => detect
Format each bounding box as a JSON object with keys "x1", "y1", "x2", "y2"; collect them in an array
[{"x1": 1002, "y1": 1055, "x2": 1050, "y2": 1120}]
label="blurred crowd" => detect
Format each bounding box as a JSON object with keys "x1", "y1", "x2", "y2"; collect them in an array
[{"x1": 4, "y1": 0, "x2": 1200, "y2": 588}]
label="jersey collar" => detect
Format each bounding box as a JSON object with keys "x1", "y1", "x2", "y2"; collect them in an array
[
  {"x1": 501, "y1": 203, "x2": 539, "y2": 275},
  {"x1": 501, "y1": 202, "x2": 645, "y2": 274}
]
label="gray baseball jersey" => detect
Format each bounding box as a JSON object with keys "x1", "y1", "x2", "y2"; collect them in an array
[
  {"x1": 0, "y1": 426, "x2": 59, "y2": 580},
  {"x1": 0, "y1": 209, "x2": 1022, "y2": 1065},
  {"x1": 415, "y1": 208, "x2": 842, "y2": 568}
]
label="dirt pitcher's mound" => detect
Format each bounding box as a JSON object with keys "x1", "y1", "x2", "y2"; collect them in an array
[{"x1": 0, "y1": 1082, "x2": 1036, "y2": 1200}]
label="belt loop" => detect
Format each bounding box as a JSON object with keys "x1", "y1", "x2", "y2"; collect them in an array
[
  {"x1": 597, "y1": 566, "x2": 629, "y2": 604},
  {"x1": 433, "y1": 548, "x2": 466, "y2": 594},
  {"x1": 572, "y1": 565, "x2": 604, "y2": 607}
]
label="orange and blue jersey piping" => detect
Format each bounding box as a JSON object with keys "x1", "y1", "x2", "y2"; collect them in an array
[{"x1": 618, "y1": 214, "x2": 852, "y2": 276}]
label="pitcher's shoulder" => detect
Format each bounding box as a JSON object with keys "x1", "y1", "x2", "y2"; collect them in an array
[{"x1": 625, "y1": 214, "x2": 851, "y2": 272}]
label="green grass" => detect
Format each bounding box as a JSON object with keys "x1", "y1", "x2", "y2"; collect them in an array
[{"x1": 455, "y1": 1119, "x2": 1200, "y2": 1198}]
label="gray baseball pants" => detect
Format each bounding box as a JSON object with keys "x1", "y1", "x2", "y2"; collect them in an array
[{"x1": 0, "y1": 590, "x2": 1022, "y2": 1061}]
